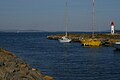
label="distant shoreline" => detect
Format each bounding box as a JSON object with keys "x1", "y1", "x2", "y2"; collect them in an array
[{"x1": 0, "y1": 30, "x2": 111, "y2": 33}]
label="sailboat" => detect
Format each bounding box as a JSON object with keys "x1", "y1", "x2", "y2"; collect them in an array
[
  {"x1": 114, "y1": 42, "x2": 120, "y2": 50},
  {"x1": 59, "y1": 0, "x2": 71, "y2": 43},
  {"x1": 81, "y1": 0, "x2": 101, "y2": 47}
]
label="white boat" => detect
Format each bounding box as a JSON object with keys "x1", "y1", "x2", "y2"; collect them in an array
[
  {"x1": 59, "y1": 36, "x2": 71, "y2": 43},
  {"x1": 58, "y1": 0, "x2": 71, "y2": 43},
  {"x1": 114, "y1": 42, "x2": 120, "y2": 50}
]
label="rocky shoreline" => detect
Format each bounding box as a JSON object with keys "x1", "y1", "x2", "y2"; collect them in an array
[{"x1": 0, "y1": 48, "x2": 54, "y2": 80}]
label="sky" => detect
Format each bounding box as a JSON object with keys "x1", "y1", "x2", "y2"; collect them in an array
[{"x1": 0, "y1": 0, "x2": 120, "y2": 32}]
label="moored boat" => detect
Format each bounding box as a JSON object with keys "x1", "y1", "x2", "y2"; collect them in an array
[
  {"x1": 80, "y1": 0, "x2": 102, "y2": 47},
  {"x1": 58, "y1": 0, "x2": 71, "y2": 43},
  {"x1": 59, "y1": 36, "x2": 71, "y2": 43},
  {"x1": 81, "y1": 38, "x2": 101, "y2": 47},
  {"x1": 114, "y1": 42, "x2": 120, "y2": 50}
]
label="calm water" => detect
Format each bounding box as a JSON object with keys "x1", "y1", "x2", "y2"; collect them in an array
[{"x1": 0, "y1": 32, "x2": 120, "y2": 80}]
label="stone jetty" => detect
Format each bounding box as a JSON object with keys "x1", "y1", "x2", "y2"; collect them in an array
[
  {"x1": 0, "y1": 48, "x2": 54, "y2": 80},
  {"x1": 47, "y1": 33, "x2": 120, "y2": 46}
]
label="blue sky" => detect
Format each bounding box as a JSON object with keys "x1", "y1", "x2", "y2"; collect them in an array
[{"x1": 0, "y1": 0, "x2": 120, "y2": 31}]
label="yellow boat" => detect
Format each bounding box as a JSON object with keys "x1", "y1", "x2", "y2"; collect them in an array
[
  {"x1": 81, "y1": 38, "x2": 101, "y2": 47},
  {"x1": 80, "y1": 0, "x2": 101, "y2": 47}
]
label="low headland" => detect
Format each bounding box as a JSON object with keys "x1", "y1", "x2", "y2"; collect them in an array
[
  {"x1": 0, "y1": 48, "x2": 54, "y2": 80},
  {"x1": 47, "y1": 33, "x2": 120, "y2": 46}
]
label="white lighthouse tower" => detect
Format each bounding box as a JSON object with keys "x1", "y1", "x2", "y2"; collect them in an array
[{"x1": 111, "y1": 21, "x2": 115, "y2": 35}]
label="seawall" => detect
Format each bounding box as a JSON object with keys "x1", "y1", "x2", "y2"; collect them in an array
[{"x1": 0, "y1": 48, "x2": 54, "y2": 80}]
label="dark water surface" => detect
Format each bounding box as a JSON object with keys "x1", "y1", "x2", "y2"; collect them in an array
[{"x1": 0, "y1": 32, "x2": 120, "y2": 80}]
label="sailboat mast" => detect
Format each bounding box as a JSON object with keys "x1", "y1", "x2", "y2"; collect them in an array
[
  {"x1": 92, "y1": 0, "x2": 94, "y2": 38},
  {"x1": 65, "y1": 0, "x2": 68, "y2": 37}
]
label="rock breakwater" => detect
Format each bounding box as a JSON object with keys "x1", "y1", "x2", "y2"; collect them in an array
[
  {"x1": 47, "y1": 34, "x2": 120, "y2": 44},
  {"x1": 0, "y1": 48, "x2": 54, "y2": 80}
]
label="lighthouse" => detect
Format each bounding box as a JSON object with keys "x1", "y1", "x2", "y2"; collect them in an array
[{"x1": 111, "y1": 21, "x2": 115, "y2": 35}]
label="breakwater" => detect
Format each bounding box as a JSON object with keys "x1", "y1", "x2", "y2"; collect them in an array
[
  {"x1": 47, "y1": 33, "x2": 120, "y2": 45},
  {"x1": 0, "y1": 48, "x2": 54, "y2": 80}
]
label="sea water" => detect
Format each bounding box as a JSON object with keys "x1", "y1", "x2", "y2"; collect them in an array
[{"x1": 0, "y1": 32, "x2": 120, "y2": 80}]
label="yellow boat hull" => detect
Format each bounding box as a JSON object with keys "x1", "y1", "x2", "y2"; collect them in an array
[{"x1": 81, "y1": 39, "x2": 101, "y2": 47}]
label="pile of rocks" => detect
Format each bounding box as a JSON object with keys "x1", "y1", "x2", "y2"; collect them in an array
[{"x1": 0, "y1": 48, "x2": 54, "y2": 80}]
